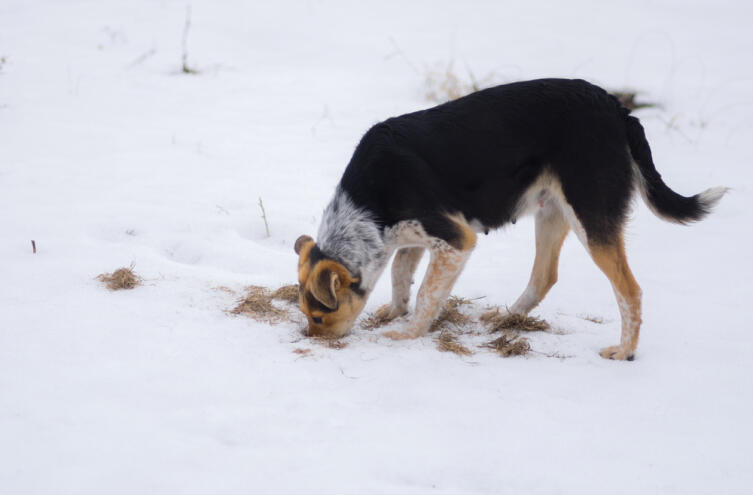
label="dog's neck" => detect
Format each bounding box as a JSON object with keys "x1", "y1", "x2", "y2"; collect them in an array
[{"x1": 317, "y1": 187, "x2": 390, "y2": 291}]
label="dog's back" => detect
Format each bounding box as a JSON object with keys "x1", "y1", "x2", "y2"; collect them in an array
[{"x1": 340, "y1": 78, "x2": 723, "y2": 246}]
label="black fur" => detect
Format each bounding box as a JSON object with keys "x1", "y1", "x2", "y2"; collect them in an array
[
  {"x1": 338, "y1": 78, "x2": 702, "y2": 247},
  {"x1": 625, "y1": 115, "x2": 712, "y2": 223}
]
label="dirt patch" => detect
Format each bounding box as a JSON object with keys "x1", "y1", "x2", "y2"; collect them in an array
[
  {"x1": 97, "y1": 266, "x2": 141, "y2": 290},
  {"x1": 481, "y1": 309, "x2": 550, "y2": 332}
]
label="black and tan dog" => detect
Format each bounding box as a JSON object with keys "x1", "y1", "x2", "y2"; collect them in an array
[{"x1": 295, "y1": 78, "x2": 725, "y2": 360}]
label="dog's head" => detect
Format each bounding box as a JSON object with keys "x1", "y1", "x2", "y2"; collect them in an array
[{"x1": 294, "y1": 235, "x2": 366, "y2": 338}]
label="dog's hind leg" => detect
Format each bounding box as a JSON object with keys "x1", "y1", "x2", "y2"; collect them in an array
[
  {"x1": 375, "y1": 247, "x2": 425, "y2": 321},
  {"x1": 559, "y1": 197, "x2": 642, "y2": 360},
  {"x1": 588, "y1": 235, "x2": 642, "y2": 360},
  {"x1": 507, "y1": 201, "x2": 570, "y2": 315}
]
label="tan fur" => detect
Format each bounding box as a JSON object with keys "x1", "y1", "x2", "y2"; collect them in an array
[
  {"x1": 375, "y1": 247, "x2": 425, "y2": 321},
  {"x1": 446, "y1": 212, "x2": 478, "y2": 251},
  {"x1": 589, "y1": 235, "x2": 642, "y2": 361},
  {"x1": 507, "y1": 203, "x2": 570, "y2": 315},
  {"x1": 474, "y1": 174, "x2": 645, "y2": 360},
  {"x1": 295, "y1": 236, "x2": 315, "y2": 282},
  {"x1": 385, "y1": 231, "x2": 476, "y2": 340},
  {"x1": 296, "y1": 247, "x2": 366, "y2": 338}
]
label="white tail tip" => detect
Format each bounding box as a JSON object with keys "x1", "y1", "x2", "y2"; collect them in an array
[{"x1": 698, "y1": 186, "x2": 729, "y2": 210}]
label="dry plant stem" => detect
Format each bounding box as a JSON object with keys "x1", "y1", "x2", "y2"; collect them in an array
[
  {"x1": 259, "y1": 197, "x2": 270, "y2": 237},
  {"x1": 181, "y1": 6, "x2": 197, "y2": 74},
  {"x1": 31, "y1": 240, "x2": 36, "y2": 254}
]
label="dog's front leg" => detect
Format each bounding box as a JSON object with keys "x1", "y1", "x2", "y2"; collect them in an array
[
  {"x1": 384, "y1": 243, "x2": 472, "y2": 340},
  {"x1": 375, "y1": 247, "x2": 425, "y2": 321}
]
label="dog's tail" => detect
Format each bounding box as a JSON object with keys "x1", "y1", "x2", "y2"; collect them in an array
[{"x1": 625, "y1": 114, "x2": 727, "y2": 224}]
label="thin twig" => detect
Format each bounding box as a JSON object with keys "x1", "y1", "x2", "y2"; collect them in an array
[
  {"x1": 181, "y1": 6, "x2": 197, "y2": 74},
  {"x1": 259, "y1": 197, "x2": 270, "y2": 237}
]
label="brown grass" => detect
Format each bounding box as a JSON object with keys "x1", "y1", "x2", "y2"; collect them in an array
[
  {"x1": 481, "y1": 309, "x2": 550, "y2": 332},
  {"x1": 437, "y1": 330, "x2": 473, "y2": 356},
  {"x1": 425, "y1": 63, "x2": 467, "y2": 103},
  {"x1": 97, "y1": 266, "x2": 141, "y2": 290},
  {"x1": 424, "y1": 61, "x2": 497, "y2": 103},
  {"x1": 481, "y1": 333, "x2": 531, "y2": 357},
  {"x1": 430, "y1": 296, "x2": 473, "y2": 331},
  {"x1": 271, "y1": 284, "x2": 299, "y2": 304},
  {"x1": 231, "y1": 285, "x2": 290, "y2": 323}
]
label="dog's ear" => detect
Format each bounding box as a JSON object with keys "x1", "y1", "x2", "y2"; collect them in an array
[
  {"x1": 294, "y1": 235, "x2": 314, "y2": 255},
  {"x1": 310, "y1": 268, "x2": 340, "y2": 310}
]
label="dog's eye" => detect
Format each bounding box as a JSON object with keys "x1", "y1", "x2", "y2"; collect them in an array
[{"x1": 312, "y1": 316, "x2": 323, "y2": 324}]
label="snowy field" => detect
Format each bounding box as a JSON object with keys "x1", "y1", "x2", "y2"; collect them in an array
[{"x1": 2, "y1": 0, "x2": 752, "y2": 493}]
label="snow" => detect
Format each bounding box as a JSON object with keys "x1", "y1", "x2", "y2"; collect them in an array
[{"x1": 1, "y1": 0, "x2": 752, "y2": 493}]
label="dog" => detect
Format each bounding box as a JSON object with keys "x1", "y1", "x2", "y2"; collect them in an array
[{"x1": 294, "y1": 78, "x2": 725, "y2": 360}]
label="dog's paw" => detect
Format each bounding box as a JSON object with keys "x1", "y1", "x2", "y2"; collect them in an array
[
  {"x1": 599, "y1": 345, "x2": 635, "y2": 361},
  {"x1": 374, "y1": 303, "x2": 408, "y2": 322},
  {"x1": 383, "y1": 329, "x2": 421, "y2": 340}
]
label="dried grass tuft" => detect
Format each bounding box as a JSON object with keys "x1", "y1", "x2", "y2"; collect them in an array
[
  {"x1": 430, "y1": 296, "x2": 473, "y2": 331},
  {"x1": 437, "y1": 330, "x2": 473, "y2": 356},
  {"x1": 97, "y1": 266, "x2": 141, "y2": 290},
  {"x1": 481, "y1": 309, "x2": 550, "y2": 332},
  {"x1": 610, "y1": 90, "x2": 658, "y2": 111},
  {"x1": 424, "y1": 61, "x2": 497, "y2": 103},
  {"x1": 231, "y1": 285, "x2": 289, "y2": 323},
  {"x1": 482, "y1": 333, "x2": 531, "y2": 357},
  {"x1": 271, "y1": 284, "x2": 299, "y2": 304},
  {"x1": 425, "y1": 63, "x2": 467, "y2": 103}
]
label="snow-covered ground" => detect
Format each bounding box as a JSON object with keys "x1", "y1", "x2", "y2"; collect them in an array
[{"x1": 2, "y1": 0, "x2": 752, "y2": 493}]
